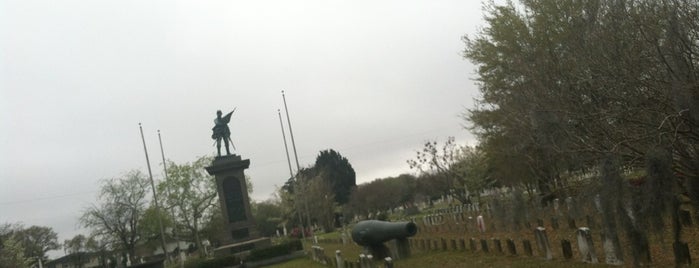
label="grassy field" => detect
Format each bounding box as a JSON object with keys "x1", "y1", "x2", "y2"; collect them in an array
[{"x1": 269, "y1": 246, "x2": 616, "y2": 267}]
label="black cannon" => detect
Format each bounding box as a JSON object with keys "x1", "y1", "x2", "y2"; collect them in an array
[{"x1": 351, "y1": 220, "x2": 418, "y2": 259}]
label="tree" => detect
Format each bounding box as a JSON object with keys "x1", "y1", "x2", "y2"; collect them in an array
[
  {"x1": 63, "y1": 234, "x2": 91, "y2": 268},
  {"x1": 158, "y1": 156, "x2": 217, "y2": 255},
  {"x1": 1, "y1": 236, "x2": 28, "y2": 268},
  {"x1": 138, "y1": 205, "x2": 174, "y2": 251},
  {"x1": 313, "y1": 149, "x2": 356, "y2": 204},
  {"x1": 15, "y1": 225, "x2": 59, "y2": 266},
  {"x1": 304, "y1": 176, "x2": 337, "y2": 231},
  {"x1": 251, "y1": 199, "x2": 284, "y2": 237},
  {"x1": 81, "y1": 170, "x2": 150, "y2": 265},
  {"x1": 347, "y1": 174, "x2": 418, "y2": 218},
  {"x1": 461, "y1": 0, "x2": 699, "y2": 203},
  {"x1": 0, "y1": 223, "x2": 28, "y2": 268},
  {"x1": 408, "y1": 137, "x2": 494, "y2": 204},
  {"x1": 63, "y1": 234, "x2": 87, "y2": 255}
]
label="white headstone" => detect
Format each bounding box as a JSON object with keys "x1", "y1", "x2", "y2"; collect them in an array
[
  {"x1": 534, "y1": 227, "x2": 553, "y2": 260},
  {"x1": 336, "y1": 250, "x2": 344, "y2": 268},
  {"x1": 341, "y1": 232, "x2": 348, "y2": 245},
  {"x1": 576, "y1": 227, "x2": 598, "y2": 263},
  {"x1": 477, "y1": 215, "x2": 486, "y2": 233},
  {"x1": 602, "y1": 235, "x2": 623, "y2": 265}
]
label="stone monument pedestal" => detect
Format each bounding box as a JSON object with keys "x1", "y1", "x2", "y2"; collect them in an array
[{"x1": 205, "y1": 154, "x2": 271, "y2": 256}]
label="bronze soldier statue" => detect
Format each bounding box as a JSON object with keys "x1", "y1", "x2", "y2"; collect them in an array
[{"x1": 212, "y1": 108, "x2": 236, "y2": 157}]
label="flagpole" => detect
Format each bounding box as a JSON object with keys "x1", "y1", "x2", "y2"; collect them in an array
[
  {"x1": 139, "y1": 123, "x2": 169, "y2": 262},
  {"x1": 281, "y1": 90, "x2": 311, "y2": 238},
  {"x1": 278, "y1": 109, "x2": 305, "y2": 239},
  {"x1": 282, "y1": 90, "x2": 301, "y2": 172},
  {"x1": 278, "y1": 109, "x2": 294, "y2": 177},
  {"x1": 158, "y1": 130, "x2": 181, "y2": 257}
]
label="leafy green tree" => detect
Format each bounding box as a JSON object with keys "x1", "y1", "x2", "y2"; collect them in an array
[
  {"x1": 158, "y1": 156, "x2": 217, "y2": 254},
  {"x1": 138, "y1": 205, "x2": 175, "y2": 251},
  {"x1": 81, "y1": 170, "x2": 150, "y2": 265},
  {"x1": 0, "y1": 223, "x2": 29, "y2": 268},
  {"x1": 0, "y1": 236, "x2": 28, "y2": 268},
  {"x1": 63, "y1": 234, "x2": 87, "y2": 255},
  {"x1": 62, "y1": 234, "x2": 92, "y2": 268},
  {"x1": 15, "y1": 225, "x2": 59, "y2": 266},
  {"x1": 252, "y1": 200, "x2": 284, "y2": 237},
  {"x1": 199, "y1": 205, "x2": 225, "y2": 247}
]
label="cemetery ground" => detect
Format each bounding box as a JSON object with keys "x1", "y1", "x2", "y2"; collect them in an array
[
  {"x1": 267, "y1": 197, "x2": 699, "y2": 267},
  {"x1": 270, "y1": 240, "x2": 611, "y2": 267}
]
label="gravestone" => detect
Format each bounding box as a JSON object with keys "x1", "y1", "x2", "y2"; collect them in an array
[
  {"x1": 493, "y1": 238, "x2": 503, "y2": 254},
  {"x1": 576, "y1": 227, "x2": 598, "y2": 263},
  {"x1": 480, "y1": 239, "x2": 489, "y2": 253},
  {"x1": 336, "y1": 250, "x2": 344, "y2": 268},
  {"x1": 469, "y1": 238, "x2": 477, "y2": 252},
  {"x1": 673, "y1": 241, "x2": 691, "y2": 266},
  {"x1": 553, "y1": 198, "x2": 560, "y2": 215},
  {"x1": 384, "y1": 257, "x2": 394, "y2": 268},
  {"x1": 586, "y1": 215, "x2": 596, "y2": 229},
  {"x1": 523, "y1": 240, "x2": 533, "y2": 256},
  {"x1": 561, "y1": 239, "x2": 573, "y2": 260},
  {"x1": 459, "y1": 239, "x2": 466, "y2": 251},
  {"x1": 205, "y1": 155, "x2": 270, "y2": 256},
  {"x1": 602, "y1": 232, "x2": 624, "y2": 265},
  {"x1": 680, "y1": 209, "x2": 692, "y2": 226},
  {"x1": 477, "y1": 215, "x2": 486, "y2": 233},
  {"x1": 551, "y1": 217, "x2": 559, "y2": 230},
  {"x1": 506, "y1": 239, "x2": 517, "y2": 255},
  {"x1": 534, "y1": 227, "x2": 553, "y2": 260}
]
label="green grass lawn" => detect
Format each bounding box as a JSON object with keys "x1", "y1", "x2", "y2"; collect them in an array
[
  {"x1": 267, "y1": 240, "x2": 616, "y2": 268},
  {"x1": 269, "y1": 249, "x2": 616, "y2": 268}
]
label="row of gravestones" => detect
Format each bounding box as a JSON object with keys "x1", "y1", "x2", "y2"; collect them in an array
[
  {"x1": 427, "y1": 204, "x2": 477, "y2": 215},
  {"x1": 409, "y1": 226, "x2": 693, "y2": 266},
  {"x1": 309, "y1": 245, "x2": 395, "y2": 268},
  {"x1": 416, "y1": 209, "x2": 693, "y2": 235}
]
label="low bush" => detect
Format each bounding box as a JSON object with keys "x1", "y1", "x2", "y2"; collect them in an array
[{"x1": 182, "y1": 239, "x2": 302, "y2": 268}]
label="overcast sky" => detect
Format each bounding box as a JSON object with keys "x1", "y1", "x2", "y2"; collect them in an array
[{"x1": 1, "y1": 0, "x2": 484, "y2": 257}]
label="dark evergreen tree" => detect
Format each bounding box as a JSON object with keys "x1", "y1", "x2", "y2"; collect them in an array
[{"x1": 313, "y1": 149, "x2": 356, "y2": 205}]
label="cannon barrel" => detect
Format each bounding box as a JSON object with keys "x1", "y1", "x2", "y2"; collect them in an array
[{"x1": 351, "y1": 220, "x2": 418, "y2": 246}]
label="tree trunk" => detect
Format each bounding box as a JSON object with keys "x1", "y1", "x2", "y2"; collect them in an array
[{"x1": 194, "y1": 219, "x2": 203, "y2": 257}]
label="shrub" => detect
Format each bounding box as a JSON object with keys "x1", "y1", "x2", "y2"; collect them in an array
[
  {"x1": 181, "y1": 240, "x2": 302, "y2": 268},
  {"x1": 183, "y1": 254, "x2": 239, "y2": 268},
  {"x1": 247, "y1": 239, "x2": 303, "y2": 262}
]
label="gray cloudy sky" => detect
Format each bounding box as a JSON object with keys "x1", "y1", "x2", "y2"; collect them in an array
[{"x1": 1, "y1": 0, "x2": 484, "y2": 256}]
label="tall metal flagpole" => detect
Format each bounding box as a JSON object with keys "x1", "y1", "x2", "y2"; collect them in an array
[
  {"x1": 278, "y1": 109, "x2": 305, "y2": 239},
  {"x1": 278, "y1": 109, "x2": 294, "y2": 178},
  {"x1": 282, "y1": 90, "x2": 301, "y2": 172},
  {"x1": 157, "y1": 130, "x2": 180, "y2": 258},
  {"x1": 281, "y1": 90, "x2": 311, "y2": 237},
  {"x1": 139, "y1": 123, "x2": 169, "y2": 262}
]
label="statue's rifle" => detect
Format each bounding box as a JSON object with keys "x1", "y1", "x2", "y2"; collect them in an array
[{"x1": 227, "y1": 107, "x2": 237, "y2": 151}]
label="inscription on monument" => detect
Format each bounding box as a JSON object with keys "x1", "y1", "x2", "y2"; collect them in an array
[{"x1": 222, "y1": 176, "x2": 247, "y2": 222}]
